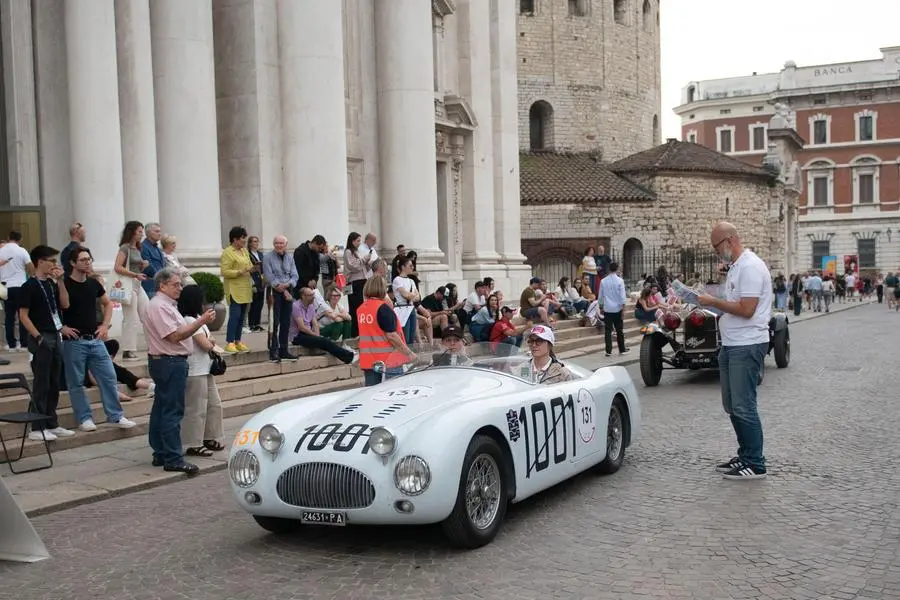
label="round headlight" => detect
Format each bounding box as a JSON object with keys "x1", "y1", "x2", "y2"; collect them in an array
[
  {"x1": 229, "y1": 450, "x2": 259, "y2": 488},
  {"x1": 368, "y1": 427, "x2": 396, "y2": 456},
  {"x1": 258, "y1": 424, "x2": 284, "y2": 454},
  {"x1": 394, "y1": 455, "x2": 431, "y2": 496}
]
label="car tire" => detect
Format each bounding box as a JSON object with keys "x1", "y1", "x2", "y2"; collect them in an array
[
  {"x1": 773, "y1": 328, "x2": 790, "y2": 368},
  {"x1": 595, "y1": 398, "x2": 626, "y2": 475},
  {"x1": 441, "y1": 435, "x2": 509, "y2": 549},
  {"x1": 253, "y1": 515, "x2": 302, "y2": 535},
  {"x1": 639, "y1": 335, "x2": 663, "y2": 387}
]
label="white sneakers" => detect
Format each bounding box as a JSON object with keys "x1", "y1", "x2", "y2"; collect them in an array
[
  {"x1": 80, "y1": 418, "x2": 135, "y2": 430},
  {"x1": 27, "y1": 427, "x2": 74, "y2": 441}
]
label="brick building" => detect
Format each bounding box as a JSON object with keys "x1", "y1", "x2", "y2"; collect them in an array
[
  {"x1": 520, "y1": 136, "x2": 800, "y2": 286},
  {"x1": 517, "y1": 0, "x2": 661, "y2": 161},
  {"x1": 675, "y1": 46, "x2": 900, "y2": 275}
]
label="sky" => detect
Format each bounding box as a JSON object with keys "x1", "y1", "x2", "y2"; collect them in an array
[{"x1": 659, "y1": 0, "x2": 900, "y2": 139}]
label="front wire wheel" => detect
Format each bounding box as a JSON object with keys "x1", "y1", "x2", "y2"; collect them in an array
[{"x1": 442, "y1": 435, "x2": 509, "y2": 548}]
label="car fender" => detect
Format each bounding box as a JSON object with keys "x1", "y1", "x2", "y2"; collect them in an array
[
  {"x1": 640, "y1": 322, "x2": 672, "y2": 341},
  {"x1": 770, "y1": 312, "x2": 789, "y2": 332}
]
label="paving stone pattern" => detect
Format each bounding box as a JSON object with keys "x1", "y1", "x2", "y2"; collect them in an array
[{"x1": 0, "y1": 304, "x2": 897, "y2": 600}]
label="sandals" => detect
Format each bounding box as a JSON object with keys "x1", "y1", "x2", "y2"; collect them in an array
[
  {"x1": 203, "y1": 440, "x2": 226, "y2": 452},
  {"x1": 185, "y1": 446, "x2": 214, "y2": 457}
]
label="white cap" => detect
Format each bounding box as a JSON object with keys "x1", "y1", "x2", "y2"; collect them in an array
[{"x1": 527, "y1": 324, "x2": 556, "y2": 345}]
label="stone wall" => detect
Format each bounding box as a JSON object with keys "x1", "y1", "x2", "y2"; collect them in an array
[
  {"x1": 521, "y1": 173, "x2": 798, "y2": 273},
  {"x1": 517, "y1": 0, "x2": 661, "y2": 160}
]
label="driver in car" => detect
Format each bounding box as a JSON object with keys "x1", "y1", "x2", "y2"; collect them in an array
[
  {"x1": 526, "y1": 326, "x2": 574, "y2": 384},
  {"x1": 432, "y1": 326, "x2": 472, "y2": 366}
]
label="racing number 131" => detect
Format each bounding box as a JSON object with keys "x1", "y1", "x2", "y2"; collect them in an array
[{"x1": 519, "y1": 396, "x2": 576, "y2": 477}]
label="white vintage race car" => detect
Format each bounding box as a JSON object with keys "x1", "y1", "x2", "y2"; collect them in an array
[{"x1": 227, "y1": 343, "x2": 642, "y2": 548}]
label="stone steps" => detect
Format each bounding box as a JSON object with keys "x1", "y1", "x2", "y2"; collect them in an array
[
  {"x1": 0, "y1": 305, "x2": 647, "y2": 461},
  {"x1": 5, "y1": 376, "x2": 363, "y2": 461}
]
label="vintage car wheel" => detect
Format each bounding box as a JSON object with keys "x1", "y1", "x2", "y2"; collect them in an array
[
  {"x1": 639, "y1": 335, "x2": 663, "y2": 387},
  {"x1": 773, "y1": 328, "x2": 790, "y2": 368},
  {"x1": 253, "y1": 515, "x2": 302, "y2": 535},
  {"x1": 442, "y1": 435, "x2": 508, "y2": 549},
  {"x1": 596, "y1": 398, "x2": 626, "y2": 475}
]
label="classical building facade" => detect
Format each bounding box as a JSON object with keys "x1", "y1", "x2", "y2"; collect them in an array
[
  {"x1": 675, "y1": 46, "x2": 900, "y2": 274},
  {"x1": 0, "y1": 0, "x2": 530, "y2": 292},
  {"x1": 517, "y1": 0, "x2": 661, "y2": 161}
]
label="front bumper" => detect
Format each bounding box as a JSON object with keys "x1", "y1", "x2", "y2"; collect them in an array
[{"x1": 228, "y1": 450, "x2": 458, "y2": 525}]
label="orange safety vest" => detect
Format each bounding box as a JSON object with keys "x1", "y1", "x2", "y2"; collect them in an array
[{"x1": 357, "y1": 298, "x2": 408, "y2": 370}]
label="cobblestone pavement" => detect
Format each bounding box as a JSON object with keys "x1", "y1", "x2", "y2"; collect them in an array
[{"x1": 1, "y1": 303, "x2": 897, "y2": 600}]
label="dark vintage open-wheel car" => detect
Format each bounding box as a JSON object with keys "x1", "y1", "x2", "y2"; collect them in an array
[{"x1": 638, "y1": 308, "x2": 790, "y2": 387}]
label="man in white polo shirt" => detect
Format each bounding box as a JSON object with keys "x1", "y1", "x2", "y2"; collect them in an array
[
  {"x1": 698, "y1": 222, "x2": 771, "y2": 481},
  {"x1": 0, "y1": 231, "x2": 34, "y2": 351}
]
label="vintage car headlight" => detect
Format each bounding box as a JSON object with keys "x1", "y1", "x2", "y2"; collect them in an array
[
  {"x1": 229, "y1": 450, "x2": 260, "y2": 488},
  {"x1": 368, "y1": 427, "x2": 396, "y2": 456},
  {"x1": 258, "y1": 424, "x2": 284, "y2": 454},
  {"x1": 394, "y1": 455, "x2": 431, "y2": 496}
]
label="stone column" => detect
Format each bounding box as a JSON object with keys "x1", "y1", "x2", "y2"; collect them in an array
[
  {"x1": 374, "y1": 0, "x2": 443, "y2": 262},
  {"x1": 0, "y1": 0, "x2": 40, "y2": 207},
  {"x1": 277, "y1": 0, "x2": 348, "y2": 246},
  {"x1": 150, "y1": 0, "x2": 222, "y2": 264},
  {"x1": 65, "y1": 0, "x2": 126, "y2": 270},
  {"x1": 490, "y1": 0, "x2": 529, "y2": 267},
  {"x1": 457, "y1": 0, "x2": 501, "y2": 271},
  {"x1": 33, "y1": 0, "x2": 74, "y2": 248},
  {"x1": 115, "y1": 0, "x2": 159, "y2": 223}
]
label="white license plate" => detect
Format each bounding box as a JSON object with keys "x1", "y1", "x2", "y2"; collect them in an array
[{"x1": 301, "y1": 510, "x2": 347, "y2": 526}]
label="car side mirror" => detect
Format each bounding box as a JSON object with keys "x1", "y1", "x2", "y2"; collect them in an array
[{"x1": 372, "y1": 361, "x2": 385, "y2": 375}]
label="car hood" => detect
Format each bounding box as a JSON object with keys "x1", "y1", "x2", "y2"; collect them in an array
[{"x1": 257, "y1": 368, "x2": 513, "y2": 436}]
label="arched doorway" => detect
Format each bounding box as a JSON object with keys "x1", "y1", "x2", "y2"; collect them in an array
[
  {"x1": 529, "y1": 101, "x2": 554, "y2": 150},
  {"x1": 622, "y1": 238, "x2": 643, "y2": 282}
]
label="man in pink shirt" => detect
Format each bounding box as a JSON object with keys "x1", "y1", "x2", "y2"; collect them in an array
[{"x1": 142, "y1": 267, "x2": 215, "y2": 474}]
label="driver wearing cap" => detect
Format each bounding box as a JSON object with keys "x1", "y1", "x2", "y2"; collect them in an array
[
  {"x1": 526, "y1": 325, "x2": 574, "y2": 384},
  {"x1": 432, "y1": 325, "x2": 472, "y2": 366}
]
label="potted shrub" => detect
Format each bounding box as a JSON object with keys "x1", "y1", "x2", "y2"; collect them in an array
[{"x1": 191, "y1": 271, "x2": 227, "y2": 332}]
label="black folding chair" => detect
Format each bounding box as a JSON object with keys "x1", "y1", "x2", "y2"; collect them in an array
[{"x1": 0, "y1": 373, "x2": 53, "y2": 474}]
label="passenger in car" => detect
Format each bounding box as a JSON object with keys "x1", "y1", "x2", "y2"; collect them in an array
[{"x1": 526, "y1": 325, "x2": 574, "y2": 384}]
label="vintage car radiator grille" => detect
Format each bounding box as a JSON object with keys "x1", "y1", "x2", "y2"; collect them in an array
[{"x1": 276, "y1": 462, "x2": 376, "y2": 509}]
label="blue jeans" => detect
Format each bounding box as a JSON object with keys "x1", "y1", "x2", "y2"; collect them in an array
[
  {"x1": 62, "y1": 338, "x2": 124, "y2": 425},
  {"x1": 226, "y1": 299, "x2": 248, "y2": 343},
  {"x1": 402, "y1": 313, "x2": 416, "y2": 345},
  {"x1": 148, "y1": 355, "x2": 189, "y2": 466},
  {"x1": 774, "y1": 291, "x2": 788, "y2": 310},
  {"x1": 718, "y1": 343, "x2": 768, "y2": 469}
]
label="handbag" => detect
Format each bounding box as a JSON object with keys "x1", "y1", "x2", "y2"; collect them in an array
[
  {"x1": 209, "y1": 350, "x2": 227, "y2": 376},
  {"x1": 107, "y1": 278, "x2": 133, "y2": 305}
]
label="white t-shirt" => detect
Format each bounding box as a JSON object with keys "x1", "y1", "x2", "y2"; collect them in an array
[
  {"x1": 719, "y1": 250, "x2": 772, "y2": 347},
  {"x1": 463, "y1": 291, "x2": 484, "y2": 313},
  {"x1": 392, "y1": 275, "x2": 416, "y2": 326},
  {"x1": 316, "y1": 301, "x2": 337, "y2": 326},
  {"x1": 0, "y1": 242, "x2": 32, "y2": 287},
  {"x1": 184, "y1": 316, "x2": 213, "y2": 377}
]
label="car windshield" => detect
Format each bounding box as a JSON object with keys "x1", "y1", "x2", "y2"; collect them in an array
[{"x1": 373, "y1": 342, "x2": 539, "y2": 383}]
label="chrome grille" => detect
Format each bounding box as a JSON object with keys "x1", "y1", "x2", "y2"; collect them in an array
[{"x1": 276, "y1": 462, "x2": 376, "y2": 509}]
